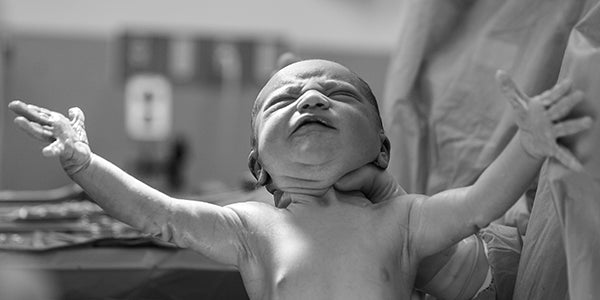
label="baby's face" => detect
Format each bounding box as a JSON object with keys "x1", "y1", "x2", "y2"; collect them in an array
[{"x1": 253, "y1": 60, "x2": 383, "y2": 191}]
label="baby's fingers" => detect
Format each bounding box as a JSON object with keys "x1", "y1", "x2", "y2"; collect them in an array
[
  {"x1": 14, "y1": 116, "x2": 54, "y2": 142},
  {"x1": 8, "y1": 100, "x2": 54, "y2": 126},
  {"x1": 68, "y1": 107, "x2": 85, "y2": 123},
  {"x1": 553, "y1": 117, "x2": 593, "y2": 137},
  {"x1": 553, "y1": 145, "x2": 584, "y2": 172},
  {"x1": 42, "y1": 140, "x2": 65, "y2": 157},
  {"x1": 496, "y1": 70, "x2": 529, "y2": 110},
  {"x1": 539, "y1": 78, "x2": 572, "y2": 107},
  {"x1": 547, "y1": 90, "x2": 584, "y2": 121}
]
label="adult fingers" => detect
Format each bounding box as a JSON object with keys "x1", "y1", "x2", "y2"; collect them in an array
[
  {"x1": 14, "y1": 116, "x2": 54, "y2": 142},
  {"x1": 335, "y1": 164, "x2": 405, "y2": 203},
  {"x1": 547, "y1": 90, "x2": 584, "y2": 121},
  {"x1": 335, "y1": 165, "x2": 376, "y2": 193},
  {"x1": 539, "y1": 78, "x2": 572, "y2": 107},
  {"x1": 8, "y1": 100, "x2": 54, "y2": 126},
  {"x1": 553, "y1": 116, "x2": 593, "y2": 137},
  {"x1": 495, "y1": 70, "x2": 529, "y2": 110},
  {"x1": 553, "y1": 145, "x2": 584, "y2": 172}
]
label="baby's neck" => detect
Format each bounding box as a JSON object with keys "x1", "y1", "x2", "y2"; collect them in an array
[
  {"x1": 270, "y1": 170, "x2": 369, "y2": 207},
  {"x1": 281, "y1": 187, "x2": 371, "y2": 208},
  {"x1": 286, "y1": 187, "x2": 335, "y2": 205},
  {"x1": 273, "y1": 173, "x2": 337, "y2": 197}
]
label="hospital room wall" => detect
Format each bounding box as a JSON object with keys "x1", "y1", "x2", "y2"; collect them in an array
[
  {"x1": 0, "y1": 34, "x2": 391, "y2": 190},
  {"x1": 0, "y1": 0, "x2": 400, "y2": 190}
]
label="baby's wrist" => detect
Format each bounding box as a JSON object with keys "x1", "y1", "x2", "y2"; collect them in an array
[
  {"x1": 64, "y1": 156, "x2": 91, "y2": 176},
  {"x1": 62, "y1": 147, "x2": 93, "y2": 177},
  {"x1": 515, "y1": 130, "x2": 546, "y2": 161}
]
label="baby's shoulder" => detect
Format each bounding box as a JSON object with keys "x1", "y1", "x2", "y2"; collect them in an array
[
  {"x1": 367, "y1": 194, "x2": 428, "y2": 234},
  {"x1": 370, "y1": 193, "x2": 427, "y2": 218},
  {"x1": 378, "y1": 193, "x2": 429, "y2": 208},
  {"x1": 226, "y1": 200, "x2": 279, "y2": 215},
  {"x1": 225, "y1": 200, "x2": 286, "y2": 225}
]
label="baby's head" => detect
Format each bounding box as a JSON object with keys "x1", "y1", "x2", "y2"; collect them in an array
[{"x1": 248, "y1": 59, "x2": 390, "y2": 197}]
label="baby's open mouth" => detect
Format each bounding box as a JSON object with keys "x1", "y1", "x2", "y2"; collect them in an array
[{"x1": 293, "y1": 117, "x2": 336, "y2": 133}]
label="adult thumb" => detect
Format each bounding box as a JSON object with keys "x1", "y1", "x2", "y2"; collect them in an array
[{"x1": 335, "y1": 164, "x2": 405, "y2": 203}]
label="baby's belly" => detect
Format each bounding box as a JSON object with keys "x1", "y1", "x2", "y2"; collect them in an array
[{"x1": 272, "y1": 277, "x2": 399, "y2": 300}]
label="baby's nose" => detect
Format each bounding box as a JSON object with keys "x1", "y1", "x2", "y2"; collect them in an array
[{"x1": 296, "y1": 91, "x2": 330, "y2": 111}]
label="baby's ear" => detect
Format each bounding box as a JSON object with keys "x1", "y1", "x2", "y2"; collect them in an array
[
  {"x1": 248, "y1": 149, "x2": 270, "y2": 186},
  {"x1": 374, "y1": 132, "x2": 391, "y2": 169}
]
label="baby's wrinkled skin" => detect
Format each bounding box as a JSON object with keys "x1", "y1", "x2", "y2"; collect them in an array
[{"x1": 9, "y1": 60, "x2": 591, "y2": 299}]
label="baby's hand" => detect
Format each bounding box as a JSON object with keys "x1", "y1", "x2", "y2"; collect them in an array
[
  {"x1": 8, "y1": 100, "x2": 91, "y2": 176},
  {"x1": 495, "y1": 71, "x2": 593, "y2": 172}
]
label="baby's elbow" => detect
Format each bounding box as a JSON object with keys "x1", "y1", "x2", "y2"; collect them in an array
[
  {"x1": 160, "y1": 222, "x2": 187, "y2": 245},
  {"x1": 142, "y1": 221, "x2": 188, "y2": 247},
  {"x1": 471, "y1": 214, "x2": 492, "y2": 233},
  {"x1": 473, "y1": 220, "x2": 490, "y2": 233},
  {"x1": 143, "y1": 200, "x2": 188, "y2": 247},
  {"x1": 462, "y1": 189, "x2": 493, "y2": 232}
]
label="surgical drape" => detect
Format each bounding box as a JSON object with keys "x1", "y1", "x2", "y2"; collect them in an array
[{"x1": 383, "y1": 0, "x2": 600, "y2": 299}]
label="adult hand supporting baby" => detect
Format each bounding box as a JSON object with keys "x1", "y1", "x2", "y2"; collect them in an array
[
  {"x1": 335, "y1": 164, "x2": 406, "y2": 203},
  {"x1": 8, "y1": 100, "x2": 91, "y2": 176},
  {"x1": 495, "y1": 71, "x2": 593, "y2": 172}
]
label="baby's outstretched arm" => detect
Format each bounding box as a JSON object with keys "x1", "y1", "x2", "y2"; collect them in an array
[
  {"x1": 409, "y1": 72, "x2": 593, "y2": 258},
  {"x1": 8, "y1": 101, "x2": 246, "y2": 266},
  {"x1": 10, "y1": 101, "x2": 92, "y2": 175}
]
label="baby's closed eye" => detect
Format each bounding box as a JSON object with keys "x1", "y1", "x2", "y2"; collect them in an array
[
  {"x1": 329, "y1": 90, "x2": 358, "y2": 102},
  {"x1": 266, "y1": 96, "x2": 296, "y2": 111}
]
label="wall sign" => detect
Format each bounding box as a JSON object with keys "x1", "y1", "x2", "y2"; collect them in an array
[{"x1": 124, "y1": 73, "x2": 172, "y2": 141}]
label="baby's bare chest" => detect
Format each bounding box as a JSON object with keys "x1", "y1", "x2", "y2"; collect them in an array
[{"x1": 243, "y1": 205, "x2": 414, "y2": 299}]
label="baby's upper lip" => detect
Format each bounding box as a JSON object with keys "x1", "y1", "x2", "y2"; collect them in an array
[{"x1": 291, "y1": 114, "x2": 336, "y2": 134}]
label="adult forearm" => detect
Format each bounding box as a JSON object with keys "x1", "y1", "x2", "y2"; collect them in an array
[
  {"x1": 70, "y1": 153, "x2": 173, "y2": 235},
  {"x1": 468, "y1": 131, "x2": 543, "y2": 228}
]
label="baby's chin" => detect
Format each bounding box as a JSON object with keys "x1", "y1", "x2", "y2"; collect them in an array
[
  {"x1": 272, "y1": 163, "x2": 363, "y2": 195},
  {"x1": 291, "y1": 141, "x2": 340, "y2": 160},
  {"x1": 265, "y1": 162, "x2": 336, "y2": 187}
]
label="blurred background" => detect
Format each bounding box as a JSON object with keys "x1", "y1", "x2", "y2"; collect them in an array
[{"x1": 0, "y1": 0, "x2": 403, "y2": 193}]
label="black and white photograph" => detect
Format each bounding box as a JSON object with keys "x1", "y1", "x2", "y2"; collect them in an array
[{"x1": 0, "y1": 1, "x2": 599, "y2": 299}]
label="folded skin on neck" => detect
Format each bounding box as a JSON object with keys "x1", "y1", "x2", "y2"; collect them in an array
[{"x1": 282, "y1": 187, "x2": 373, "y2": 209}]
